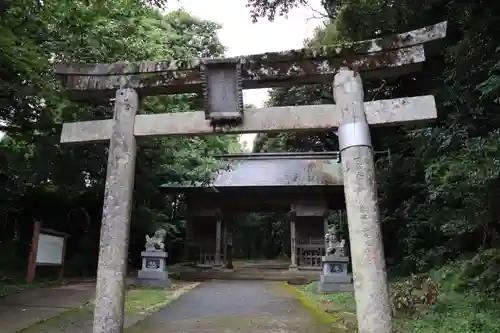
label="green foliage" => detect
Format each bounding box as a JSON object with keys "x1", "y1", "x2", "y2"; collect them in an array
[
  {"x1": 0, "y1": 0, "x2": 239, "y2": 277},
  {"x1": 395, "y1": 258, "x2": 500, "y2": 333},
  {"x1": 390, "y1": 275, "x2": 439, "y2": 318},
  {"x1": 298, "y1": 257, "x2": 500, "y2": 333},
  {"x1": 247, "y1": 0, "x2": 500, "y2": 330},
  {"x1": 252, "y1": 0, "x2": 500, "y2": 281},
  {"x1": 0, "y1": 275, "x2": 61, "y2": 297},
  {"x1": 246, "y1": 0, "x2": 308, "y2": 22},
  {"x1": 453, "y1": 249, "x2": 500, "y2": 295}
]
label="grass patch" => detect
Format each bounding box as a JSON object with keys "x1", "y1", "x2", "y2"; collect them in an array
[
  {"x1": 293, "y1": 261, "x2": 500, "y2": 333},
  {"x1": 393, "y1": 262, "x2": 500, "y2": 333},
  {"x1": 18, "y1": 281, "x2": 199, "y2": 332},
  {"x1": 395, "y1": 292, "x2": 500, "y2": 333},
  {"x1": 0, "y1": 278, "x2": 62, "y2": 297},
  {"x1": 299, "y1": 281, "x2": 356, "y2": 312},
  {"x1": 292, "y1": 282, "x2": 356, "y2": 331},
  {"x1": 124, "y1": 282, "x2": 198, "y2": 315},
  {"x1": 82, "y1": 281, "x2": 199, "y2": 316}
]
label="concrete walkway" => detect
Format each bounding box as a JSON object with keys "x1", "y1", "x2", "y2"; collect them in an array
[
  {"x1": 127, "y1": 280, "x2": 335, "y2": 333},
  {"x1": 1, "y1": 280, "x2": 339, "y2": 333},
  {"x1": 0, "y1": 282, "x2": 95, "y2": 333}
]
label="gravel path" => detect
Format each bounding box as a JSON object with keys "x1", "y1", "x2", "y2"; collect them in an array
[{"x1": 126, "y1": 280, "x2": 336, "y2": 333}]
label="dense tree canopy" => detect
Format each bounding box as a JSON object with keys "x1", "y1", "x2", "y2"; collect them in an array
[
  {"x1": 0, "y1": 0, "x2": 240, "y2": 276},
  {"x1": 252, "y1": 0, "x2": 500, "y2": 276}
]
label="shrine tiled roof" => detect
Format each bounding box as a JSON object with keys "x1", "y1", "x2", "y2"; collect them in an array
[{"x1": 160, "y1": 157, "x2": 343, "y2": 189}]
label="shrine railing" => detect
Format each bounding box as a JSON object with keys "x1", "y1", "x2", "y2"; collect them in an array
[
  {"x1": 296, "y1": 237, "x2": 324, "y2": 269},
  {"x1": 297, "y1": 237, "x2": 324, "y2": 246},
  {"x1": 297, "y1": 246, "x2": 324, "y2": 269}
]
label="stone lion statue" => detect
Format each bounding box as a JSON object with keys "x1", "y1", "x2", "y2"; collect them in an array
[
  {"x1": 325, "y1": 225, "x2": 337, "y2": 255},
  {"x1": 325, "y1": 224, "x2": 346, "y2": 256},
  {"x1": 335, "y1": 238, "x2": 346, "y2": 257},
  {"x1": 144, "y1": 228, "x2": 167, "y2": 252}
]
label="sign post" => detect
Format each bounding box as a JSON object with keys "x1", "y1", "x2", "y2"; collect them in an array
[{"x1": 26, "y1": 221, "x2": 69, "y2": 282}]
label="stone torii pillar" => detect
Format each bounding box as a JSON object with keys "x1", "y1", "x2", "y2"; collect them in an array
[
  {"x1": 91, "y1": 88, "x2": 138, "y2": 333},
  {"x1": 335, "y1": 68, "x2": 390, "y2": 333}
]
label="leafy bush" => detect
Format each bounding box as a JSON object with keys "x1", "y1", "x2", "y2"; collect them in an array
[
  {"x1": 390, "y1": 274, "x2": 439, "y2": 318},
  {"x1": 454, "y1": 248, "x2": 500, "y2": 295}
]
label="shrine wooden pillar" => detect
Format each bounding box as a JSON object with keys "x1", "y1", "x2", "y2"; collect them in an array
[
  {"x1": 226, "y1": 214, "x2": 234, "y2": 269},
  {"x1": 288, "y1": 212, "x2": 297, "y2": 270},
  {"x1": 222, "y1": 219, "x2": 228, "y2": 265},
  {"x1": 215, "y1": 210, "x2": 222, "y2": 266},
  {"x1": 182, "y1": 219, "x2": 194, "y2": 262},
  {"x1": 324, "y1": 213, "x2": 329, "y2": 253}
]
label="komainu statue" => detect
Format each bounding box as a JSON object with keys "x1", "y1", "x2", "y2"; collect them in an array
[
  {"x1": 144, "y1": 228, "x2": 167, "y2": 252},
  {"x1": 335, "y1": 238, "x2": 346, "y2": 257},
  {"x1": 325, "y1": 225, "x2": 337, "y2": 255},
  {"x1": 325, "y1": 224, "x2": 346, "y2": 256}
]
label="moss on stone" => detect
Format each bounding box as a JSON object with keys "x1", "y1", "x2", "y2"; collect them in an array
[
  {"x1": 16, "y1": 308, "x2": 92, "y2": 333},
  {"x1": 281, "y1": 282, "x2": 346, "y2": 327}
]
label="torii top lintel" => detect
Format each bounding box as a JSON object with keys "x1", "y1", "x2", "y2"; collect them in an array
[{"x1": 54, "y1": 22, "x2": 446, "y2": 100}]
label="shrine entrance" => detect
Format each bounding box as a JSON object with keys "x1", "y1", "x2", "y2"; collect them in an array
[
  {"x1": 55, "y1": 21, "x2": 447, "y2": 333},
  {"x1": 160, "y1": 152, "x2": 345, "y2": 271}
]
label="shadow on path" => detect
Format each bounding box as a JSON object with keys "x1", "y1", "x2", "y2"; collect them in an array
[{"x1": 127, "y1": 280, "x2": 335, "y2": 333}]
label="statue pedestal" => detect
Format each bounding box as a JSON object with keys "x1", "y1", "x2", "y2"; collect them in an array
[
  {"x1": 136, "y1": 251, "x2": 170, "y2": 288},
  {"x1": 318, "y1": 255, "x2": 353, "y2": 293}
]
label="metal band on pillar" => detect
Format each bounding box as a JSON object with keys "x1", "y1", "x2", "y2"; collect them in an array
[
  {"x1": 337, "y1": 122, "x2": 372, "y2": 152},
  {"x1": 335, "y1": 66, "x2": 372, "y2": 154}
]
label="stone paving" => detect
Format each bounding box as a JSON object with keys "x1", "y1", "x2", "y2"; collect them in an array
[
  {"x1": 0, "y1": 282, "x2": 95, "y2": 333},
  {"x1": 126, "y1": 280, "x2": 336, "y2": 333},
  {"x1": 1, "y1": 280, "x2": 339, "y2": 333}
]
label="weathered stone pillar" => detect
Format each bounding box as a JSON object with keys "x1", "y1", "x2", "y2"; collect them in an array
[
  {"x1": 92, "y1": 88, "x2": 138, "y2": 333},
  {"x1": 215, "y1": 217, "x2": 222, "y2": 266},
  {"x1": 289, "y1": 214, "x2": 297, "y2": 270},
  {"x1": 334, "y1": 68, "x2": 392, "y2": 333}
]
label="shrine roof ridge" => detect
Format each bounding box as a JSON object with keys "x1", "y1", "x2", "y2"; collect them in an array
[
  {"x1": 211, "y1": 151, "x2": 340, "y2": 160},
  {"x1": 53, "y1": 22, "x2": 446, "y2": 99},
  {"x1": 160, "y1": 157, "x2": 344, "y2": 190}
]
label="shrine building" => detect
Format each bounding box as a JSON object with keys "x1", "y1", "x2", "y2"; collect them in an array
[{"x1": 160, "y1": 152, "x2": 345, "y2": 271}]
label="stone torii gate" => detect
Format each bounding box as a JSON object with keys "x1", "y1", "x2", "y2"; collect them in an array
[{"x1": 55, "y1": 22, "x2": 446, "y2": 333}]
